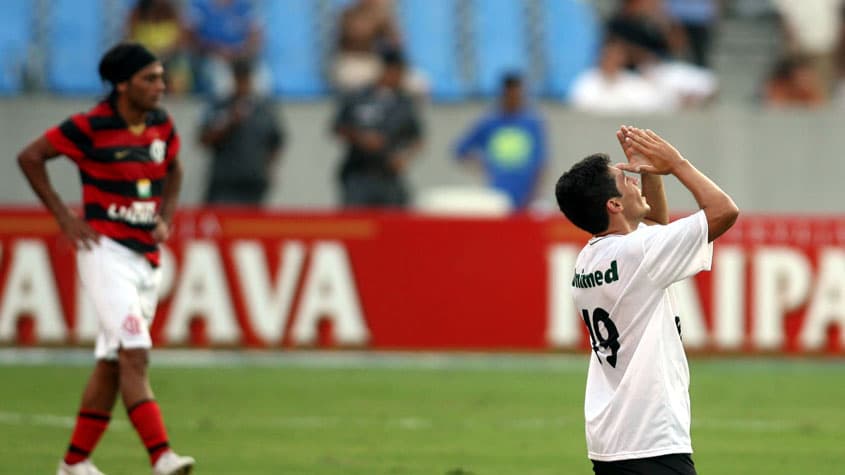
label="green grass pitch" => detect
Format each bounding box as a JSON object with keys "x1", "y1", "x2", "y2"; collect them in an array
[{"x1": 1, "y1": 354, "x2": 844, "y2": 474}]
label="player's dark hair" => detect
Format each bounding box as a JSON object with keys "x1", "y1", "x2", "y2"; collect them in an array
[
  {"x1": 502, "y1": 71, "x2": 522, "y2": 89},
  {"x1": 555, "y1": 153, "x2": 620, "y2": 234},
  {"x1": 380, "y1": 47, "x2": 406, "y2": 68},
  {"x1": 770, "y1": 54, "x2": 812, "y2": 81},
  {"x1": 98, "y1": 43, "x2": 157, "y2": 87},
  {"x1": 231, "y1": 57, "x2": 253, "y2": 79}
]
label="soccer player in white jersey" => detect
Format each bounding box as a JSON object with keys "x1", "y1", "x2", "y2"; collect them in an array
[{"x1": 555, "y1": 126, "x2": 739, "y2": 475}]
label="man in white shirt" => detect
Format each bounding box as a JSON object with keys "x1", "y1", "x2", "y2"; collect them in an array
[
  {"x1": 569, "y1": 38, "x2": 672, "y2": 115},
  {"x1": 554, "y1": 126, "x2": 739, "y2": 474}
]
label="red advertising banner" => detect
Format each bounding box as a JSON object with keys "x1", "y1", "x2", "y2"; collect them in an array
[{"x1": 0, "y1": 208, "x2": 844, "y2": 353}]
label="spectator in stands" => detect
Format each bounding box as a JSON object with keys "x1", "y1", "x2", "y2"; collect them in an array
[
  {"x1": 127, "y1": 0, "x2": 192, "y2": 94},
  {"x1": 199, "y1": 58, "x2": 285, "y2": 205},
  {"x1": 665, "y1": 0, "x2": 720, "y2": 68},
  {"x1": 569, "y1": 37, "x2": 670, "y2": 115},
  {"x1": 637, "y1": 49, "x2": 719, "y2": 108},
  {"x1": 333, "y1": 0, "x2": 401, "y2": 92},
  {"x1": 834, "y1": 5, "x2": 845, "y2": 104},
  {"x1": 332, "y1": 49, "x2": 423, "y2": 208},
  {"x1": 773, "y1": 0, "x2": 843, "y2": 94},
  {"x1": 332, "y1": 0, "x2": 428, "y2": 97},
  {"x1": 763, "y1": 55, "x2": 826, "y2": 108},
  {"x1": 186, "y1": 0, "x2": 271, "y2": 98},
  {"x1": 602, "y1": 0, "x2": 719, "y2": 111},
  {"x1": 453, "y1": 73, "x2": 546, "y2": 210},
  {"x1": 607, "y1": 0, "x2": 682, "y2": 62}
]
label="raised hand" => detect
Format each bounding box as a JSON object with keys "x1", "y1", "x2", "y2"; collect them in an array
[
  {"x1": 615, "y1": 125, "x2": 652, "y2": 173},
  {"x1": 616, "y1": 127, "x2": 685, "y2": 176}
]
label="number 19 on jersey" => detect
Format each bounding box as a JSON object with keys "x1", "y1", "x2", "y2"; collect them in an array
[{"x1": 581, "y1": 307, "x2": 620, "y2": 367}]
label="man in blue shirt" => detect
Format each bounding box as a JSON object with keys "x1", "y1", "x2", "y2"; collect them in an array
[
  {"x1": 454, "y1": 73, "x2": 547, "y2": 210},
  {"x1": 187, "y1": 0, "x2": 271, "y2": 97}
]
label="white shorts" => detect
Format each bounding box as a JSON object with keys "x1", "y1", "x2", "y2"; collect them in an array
[{"x1": 77, "y1": 237, "x2": 161, "y2": 360}]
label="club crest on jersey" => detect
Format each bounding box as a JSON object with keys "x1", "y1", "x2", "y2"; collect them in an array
[
  {"x1": 122, "y1": 315, "x2": 143, "y2": 336},
  {"x1": 137, "y1": 179, "x2": 152, "y2": 198},
  {"x1": 149, "y1": 139, "x2": 166, "y2": 164}
]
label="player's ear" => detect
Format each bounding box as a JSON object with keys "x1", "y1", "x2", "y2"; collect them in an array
[
  {"x1": 606, "y1": 197, "x2": 623, "y2": 215},
  {"x1": 116, "y1": 81, "x2": 128, "y2": 95}
]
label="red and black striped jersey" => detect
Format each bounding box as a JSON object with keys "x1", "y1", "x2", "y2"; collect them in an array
[{"x1": 44, "y1": 100, "x2": 180, "y2": 266}]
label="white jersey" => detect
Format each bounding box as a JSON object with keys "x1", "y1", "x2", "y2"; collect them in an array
[{"x1": 572, "y1": 211, "x2": 713, "y2": 461}]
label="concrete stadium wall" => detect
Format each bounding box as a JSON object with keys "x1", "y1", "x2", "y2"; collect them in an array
[{"x1": 0, "y1": 97, "x2": 842, "y2": 213}]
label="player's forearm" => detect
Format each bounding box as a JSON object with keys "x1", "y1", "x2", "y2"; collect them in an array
[
  {"x1": 18, "y1": 152, "x2": 75, "y2": 224},
  {"x1": 158, "y1": 160, "x2": 183, "y2": 224},
  {"x1": 671, "y1": 159, "x2": 739, "y2": 241},
  {"x1": 200, "y1": 128, "x2": 227, "y2": 146},
  {"x1": 641, "y1": 173, "x2": 669, "y2": 225},
  {"x1": 200, "y1": 116, "x2": 238, "y2": 146}
]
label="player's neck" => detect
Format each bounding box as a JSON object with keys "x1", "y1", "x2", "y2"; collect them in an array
[
  {"x1": 114, "y1": 96, "x2": 147, "y2": 127},
  {"x1": 595, "y1": 217, "x2": 637, "y2": 238}
]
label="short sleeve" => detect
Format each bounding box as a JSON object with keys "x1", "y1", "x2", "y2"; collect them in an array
[
  {"x1": 265, "y1": 105, "x2": 284, "y2": 150},
  {"x1": 403, "y1": 106, "x2": 423, "y2": 143},
  {"x1": 44, "y1": 114, "x2": 90, "y2": 162},
  {"x1": 166, "y1": 127, "x2": 181, "y2": 161},
  {"x1": 165, "y1": 119, "x2": 181, "y2": 171},
  {"x1": 332, "y1": 94, "x2": 356, "y2": 132},
  {"x1": 198, "y1": 102, "x2": 218, "y2": 131},
  {"x1": 641, "y1": 210, "x2": 713, "y2": 288},
  {"x1": 454, "y1": 117, "x2": 488, "y2": 158}
]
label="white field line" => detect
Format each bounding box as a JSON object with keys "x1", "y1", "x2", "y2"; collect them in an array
[
  {"x1": 0, "y1": 409, "x2": 820, "y2": 434},
  {"x1": 0, "y1": 411, "x2": 128, "y2": 430},
  {"x1": 3, "y1": 348, "x2": 844, "y2": 372},
  {"x1": 0, "y1": 348, "x2": 590, "y2": 371}
]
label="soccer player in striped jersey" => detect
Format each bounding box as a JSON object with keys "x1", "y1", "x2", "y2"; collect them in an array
[{"x1": 18, "y1": 43, "x2": 194, "y2": 475}]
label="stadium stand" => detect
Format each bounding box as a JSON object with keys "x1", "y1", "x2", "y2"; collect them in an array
[
  {"x1": 398, "y1": 0, "x2": 468, "y2": 100},
  {"x1": 542, "y1": 0, "x2": 601, "y2": 99},
  {"x1": 263, "y1": 0, "x2": 327, "y2": 98},
  {"x1": 46, "y1": 0, "x2": 106, "y2": 95},
  {"x1": 14, "y1": 0, "x2": 788, "y2": 102},
  {"x1": 0, "y1": 0, "x2": 34, "y2": 95},
  {"x1": 469, "y1": 0, "x2": 529, "y2": 96}
]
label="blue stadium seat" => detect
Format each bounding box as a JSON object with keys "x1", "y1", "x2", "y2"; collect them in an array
[
  {"x1": 399, "y1": 0, "x2": 467, "y2": 100},
  {"x1": 262, "y1": 0, "x2": 326, "y2": 98},
  {"x1": 46, "y1": 0, "x2": 106, "y2": 95},
  {"x1": 470, "y1": 0, "x2": 528, "y2": 97},
  {"x1": 542, "y1": 0, "x2": 600, "y2": 100},
  {"x1": 329, "y1": 0, "x2": 355, "y2": 10},
  {"x1": 0, "y1": 0, "x2": 33, "y2": 95}
]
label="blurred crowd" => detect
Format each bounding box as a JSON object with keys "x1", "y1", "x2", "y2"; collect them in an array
[
  {"x1": 574, "y1": 0, "x2": 845, "y2": 112},
  {"x1": 126, "y1": 0, "x2": 845, "y2": 109},
  {"x1": 119, "y1": 0, "x2": 845, "y2": 212},
  {"x1": 125, "y1": 0, "x2": 428, "y2": 98}
]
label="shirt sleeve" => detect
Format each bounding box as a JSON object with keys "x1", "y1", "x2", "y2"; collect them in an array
[
  {"x1": 640, "y1": 210, "x2": 713, "y2": 288},
  {"x1": 403, "y1": 105, "x2": 423, "y2": 143},
  {"x1": 44, "y1": 114, "x2": 90, "y2": 163},
  {"x1": 165, "y1": 120, "x2": 181, "y2": 170},
  {"x1": 198, "y1": 102, "x2": 219, "y2": 131},
  {"x1": 454, "y1": 118, "x2": 488, "y2": 159},
  {"x1": 332, "y1": 94, "x2": 356, "y2": 133},
  {"x1": 264, "y1": 103, "x2": 284, "y2": 150}
]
